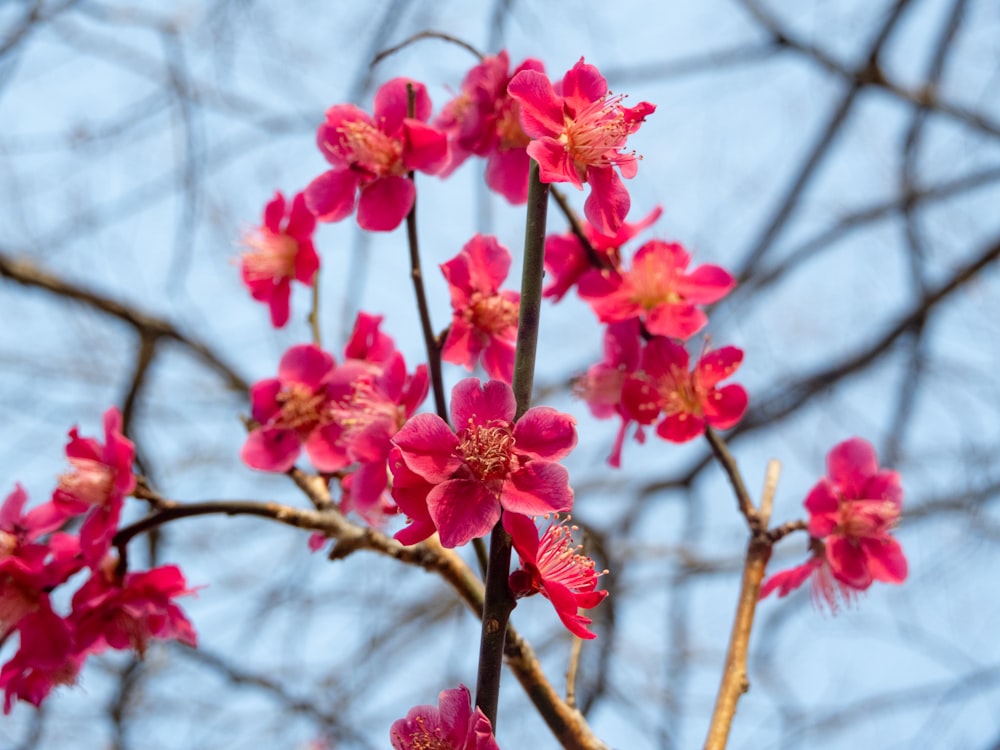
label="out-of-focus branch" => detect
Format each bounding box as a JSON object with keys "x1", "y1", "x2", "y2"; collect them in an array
[{"x1": 0, "y1": 249, "x2": 248, "y2": 392}]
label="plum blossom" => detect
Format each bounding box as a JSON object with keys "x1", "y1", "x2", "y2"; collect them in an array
[
  {"x1": 0, "y1": 609, "x2": 82, "y2": 714},
  {"x1": 507, "y1": 57, "x2": 655, "y2": 235},
  {"x1": 577, "y1": 239, "x2": 735, "y2": 341},
  {"x1": 390, "y1": 379, "x2": 576, "y2": 548},
  {"x1": 70, "y1": 563, "x2": 198, "y2": 657},
  {"x1": 622, "y1": 337, "x2": 747, "y2": 443},
  {"x1": 241, "y1": 344, "x2": 340, "y2": 473},
  {"x1": 440, "y1": 234, "x2": 520, "y2": 383},
  {"x1": 240, "y1": 191, "x2": 319, "y2": 328},
  {"x1": 241, "y1": 317, "x2": 428, "y2": 525},
  {"x1": 305, "y1": 78, "x2": 449, "y2": 231},
  {"x1": 505, "y1": 513, "x2": 607, "y2": 639},
  {"x1": 436, "y1": 50, "x2": 545, "y2": 203},
  {"x1": 52, "y1": 407, "x2": 135, "y2": 568},
  {"x1": 390, "y1": 684, "x2": 499, "y2": 750},
  {"x1": 543, "y1": 206, "x2": 661, "y2": 302},
  {"x1": 761, "y1": 438, "x2": 907, "y2": 611}
]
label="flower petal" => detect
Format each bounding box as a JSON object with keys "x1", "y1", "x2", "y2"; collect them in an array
[
  {"x1": 512, "y1": 407, "x2": 577, "y2": 460},
  {"x1": 501, "y1": 462, "x2": 573, "y2": 516}
]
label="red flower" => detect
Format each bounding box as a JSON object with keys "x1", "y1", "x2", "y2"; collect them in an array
[
  {"x1": 804, "y1": 438, "x2": 907, "y2": 589},
  {"x1": 0, "y1": 608, "x2": 82, "y2": 714},
  {"x1": 436, "y1": 50, "x2": 545, "y2": 204},
  {"x1": 390, "y1": 379, "x2": 576, "y2": 548},
  {"x1": 505, "y1": 513, "x2": 607, "y2": 639},
  {"x1": 241, "y1": 344, "x2": 340, "y2": 472},
  {"x1": 240, "y1": 191, "x2": 319, "y2": 328},
  {"x1": 390, "y1": 684, "x2": 499, "y2": 750},
  {"x1": 622, "y1": 338, "x2": 747, "y2": 443},
  {"x1": 543, "y1": 206, "x2": 662, "y2": 302},
  {"x1": 577, "y1": 239, "x2": 734, "y2": 341},
  {"x1": 440, "y1": 234, "x2": 520, "y2": 383},
  {"x1": 761, "y1": 438, "x2": 907, "y2": 611},
  {"x1": 70, "y1": 564, "x2": 197, "y2": 657},
  {"x1": 507, "y1": 57, "x2": 654, "y2": 235},
  {"x1": 305, "y1": 78, "x2": 449, "y2": 231},
  {"x1": 52, "y1": 407, "x2": 135, "y2": 568}
]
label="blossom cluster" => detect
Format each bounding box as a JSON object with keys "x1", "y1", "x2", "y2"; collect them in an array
[
  {"x1": 1, "y1": 43, "x2": 910, "y2": 748},
  {"x1": 0, "y1": 408, "x2": 196, "y2": 713}
]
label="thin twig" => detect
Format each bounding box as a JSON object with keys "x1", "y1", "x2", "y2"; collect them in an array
[
  {"x1": 370, "y1": 30, "x2": 483, "y2": 68},
  {"x1": 704, "y1": 427, "x2": 759, "y2": 532}
]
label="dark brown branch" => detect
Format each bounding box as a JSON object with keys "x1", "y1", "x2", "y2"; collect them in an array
[{"x1": 0, "y1": 250, "x2": 248, "y2": 392}]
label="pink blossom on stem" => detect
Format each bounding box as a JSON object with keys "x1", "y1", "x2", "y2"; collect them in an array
[
  {"x1": 0, "y1": 608, "x2": 82, "y2": 714},
  {"x1": 436, "y1": 50, "x2": 545, "y2": 204},
  {"x1": 305, "y1": 78, "x2": 449, "y2": 231},
  {"x1": 52, "y1": 407, "x2": 135, "y2": 568},
  {"x1": 440, "y1": 234, "x2": 520, "y2": 383},
  {"x1": 70, "y1": 563, "x2": 198, "y2": 657},
  {"x1": 761, "y1": 438, "x2": 907, "y2": 611},
  {"x1": 543, "y1": 206, "x2": 662, "y2": 302},
  {"x1": 622, "y1": 338, "x2": 747, "y2": 443},
  {"x1": 390, "y1": 378, "x2": 576, "y2": 548},
  {"x1": 241, "y1": 344, "x2": 340, "y2": 473},
  {"x1": 504, "y1": 513, "x2": 607, "y2": 639},
  {"x1": 507, "y1": 57, "x2": 655, "y2": 235},
  {"x1": 577, "y1": 239, "x2": 735, "y2": 340},
  {"x1": 390, "y1": 684, "x2": 499, "y2": 750},
  {"x1": 240, "y1": 191, "x2": 319, "y2": 328}
]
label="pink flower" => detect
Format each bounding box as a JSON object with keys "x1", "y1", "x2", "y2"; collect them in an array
[
  {"x1": 440, "y1": 234, "x2": 520, "y2": 383},
  {"x1": 507, "y1": 57, "x2": 655, "y2": 235},
  {"x1": 572, "y1": 320, "x2": 644, "y2": 467},
  {"x1": 543, "y1": 206, "x2": 662, "y2": 302},
  {"x1": 577, "y1": 239, "x2": 735, "y2": 341},
  {"x1": 324, "y1": 314, "x2": 429, "y2": 524},
  {"x1": 804, "y1": 438, "x2": 907, "y2": 589},
  {"x1": 0, "y1": 608, "x2": 82, "y2": 714},
  {"x1": 390, "y1": 684, "x2": 499, "y2": 750},
  {"x1": 761, "y1": 438, "x2": 907, "y2": 611},
  {"x1": 305, "y1": 78, "x2": 449, "y2": 231},
  {"x1": 436, "y1": 50, "x2": 545, "y2": 204},
  {"x1": 622, "y1": 338, "x2": 747, "y2": 443},
  {"x1": 390, "y1": 379, "x2": 576, "y2": 548},
  {"x1": 70, "y1": 564, "x2": 197, "y2": 657},
  {"x1": 241, "y1": 344, "x2": 340, "y2": 473},
  {"x1": 240, "y1": 191, "x2": 319, "y2": 328},
  {"x1": 505, "y1": 513, "x2": 607, "y2": 639},
  {"x1": 52, "y1": 407, "x2": 135, "y2": 568}
]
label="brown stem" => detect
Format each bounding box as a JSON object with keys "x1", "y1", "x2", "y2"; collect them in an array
[
  {"x1": 705, "y1": 426, "x2": 760, "y2": 532},
  {"x1": 403, "y1": 83, "x2": 448, "y2": 421},
  {"x1": 703, "y1": 461, "x2": 780, "y2": 750}
]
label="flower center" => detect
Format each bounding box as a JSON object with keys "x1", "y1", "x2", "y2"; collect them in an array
[
  {"x1": 276, "y1": 383, "x2": 329, "y2": 435},
  {"x1": 241, "y1": 229, "x2": 298, "y2": 283},
  {"x1": 659, "y1": 368, "x2": 703, "y2": 418},
  {"x1": 0, "y1": 529, "x2": 17, "y2": 557},
  {"x1": 628, "y1": 253, "x2": 682, "y2": 311},
  {"x1": 559, "y1": 94, "x2": 637, "y2": 175},
  {"x1": 396, "y1": 715, "x2": 451, "y2": 750},
  {"x1": 496, "y1": 100, "x2": 530, "y2": 150},
  {"x1": 58, "y1": 458, "x2": 115, "y2": 508},
  {"x1": 536, "y1": 521, "x2": 601, "y2": 592},
  {"x1": 837, "y1": 498, "x2": 899, "y2": 539},
  {"x1": 467, "y1": 291, "x2": 519, "y2": 335},
  {"x1": 338, "y1": 120, "x2": 404, "y2": 178},
  {"x1": 458, "y1": 420, "x2": 515, "y2": 481}
]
